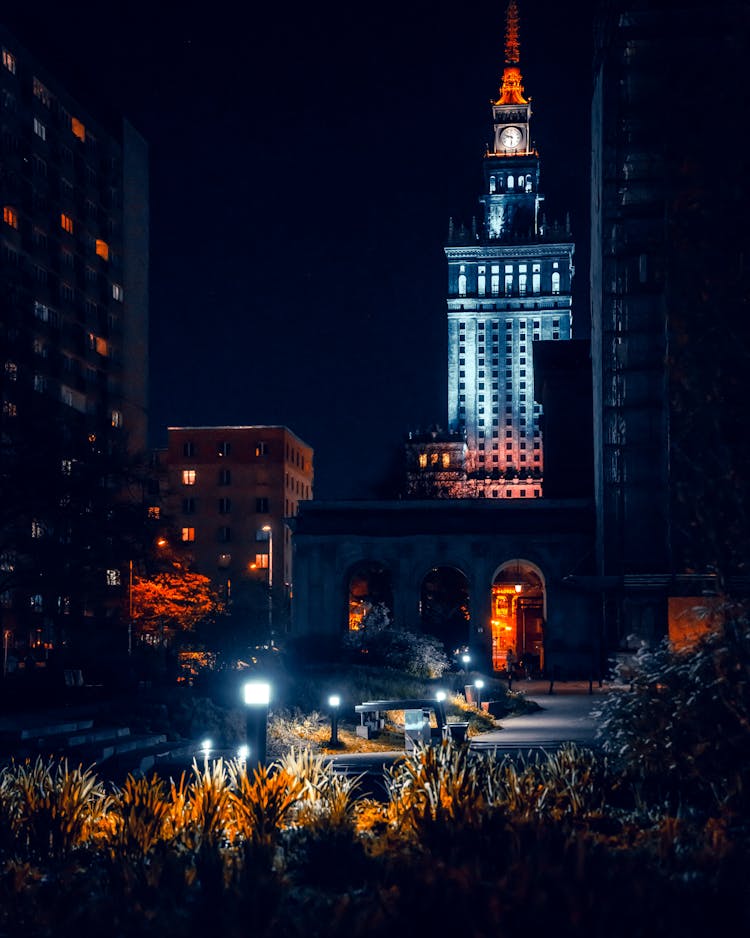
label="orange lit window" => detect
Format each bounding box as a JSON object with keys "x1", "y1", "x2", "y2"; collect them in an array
[
  {"x1": 254, "y1": 553, "x2": 269, "y2": 569},
  {"x1": 441, "y1": 452, "x2": 450, "y2": 468},
  {"x1": 71, "y1": 117, "x2": 86, "y2": 141},
  {"x1": 2, "y1": 49, "x2": 16, "y2": 74},
  {"x1": 181, "y1": 527, "x2": 195, "y2": 543},
  {"x1": 418, "y1": 453, "x2": 427, "y2": 468},
  {"x1": 95, "y1": 337, "x2": 108, "y2": 357},
  {"x1": 60, "y1": 213, "x2": 73, "y2": 234},
  {"x1": 3, "y1": 206, "x2": 18, "y2": 228},
  {"x1": 110, "y1": 409, "x2": 122, "y2": 427},
  {"x1": 95, "y1": 239, "x2": 109, "y2": 260},
  {"x1": 147, "y1": 506, "x2": 160, "y2": 519},
  {"x1": 182, "y1": 469, "x2": 196, "y2": 485}
]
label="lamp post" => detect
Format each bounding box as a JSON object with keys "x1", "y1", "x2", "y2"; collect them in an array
[
  {"x1": 243, "y1": 680, "x2": 271, "y2": 766},
  {"x1": 475, "y1": 678, "x2": 484, "y2": 710},
  {"x1": 200, "y1": 738, "x2": 212, "y2": 771},
  {"x1": 262, "y1": 524, "x2": 273, "y2": 642},
  {"x1": 328, "y1": 694, "x2": 341, "y2": 747},
  {"x1": 128, "y1": 559, "x2": 133, "y2": 656}
]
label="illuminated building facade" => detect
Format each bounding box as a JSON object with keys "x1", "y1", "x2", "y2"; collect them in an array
[
  {"x1": 165, "y1": 426, "x2": 314, "y2": 629},
  {"x1": 444, "y1": 1, "x2": 574, "y2": 499},
  {"x1": 0, "y1": 27, "x2": 149, "y2": 654}
]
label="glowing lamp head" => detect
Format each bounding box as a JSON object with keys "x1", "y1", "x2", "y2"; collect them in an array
[
  {"x1": 475, "y1": 679, "x2": 485, "y2": 689},
  {"x1": 201, "y1": 738, "x2": 212, "y2": 752},
  {"x1": 243, "y1": 680, "x2": 271, "y2": 706},
  {"x1": 461, "y1": 654, "x2": 471, "y2": 665},
  {"x1": 328, "y1": 694, "x2": 341, "y2": 708},
  {"x1": 514, "y1": 582, "x2": 523, "y2": 593},
  {"x1": 237, "y1": 744, "x2": 249, "y2": 761},
  {"x1": 435, "y1": 690, "x2": 447, "y2": 702}
]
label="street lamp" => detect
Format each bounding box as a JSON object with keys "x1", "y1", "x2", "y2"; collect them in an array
[
  {"x1": 243, "y1": 680, "x2": 271, "y2": 766},
  {"x1": 328, "y1": 694, "x2": 341, "y2": 747},
  {"x1": 475, "y1": 678, "x2": 484, "y2": 710},
  {"x1": 128, "y1": 559, "x2": 133, "y2": 656},
  {"x1": 262, "y1": 524, "x2": 273, "y2": 642}
]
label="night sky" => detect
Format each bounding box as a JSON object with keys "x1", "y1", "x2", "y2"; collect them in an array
[{"x1": 6, "y1": 0, "x2": 596, "y2": 498}]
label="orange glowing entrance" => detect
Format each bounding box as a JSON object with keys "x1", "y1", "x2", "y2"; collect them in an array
[{"x1": 490, "y1": 562, "x2": 545, "y2": 674}]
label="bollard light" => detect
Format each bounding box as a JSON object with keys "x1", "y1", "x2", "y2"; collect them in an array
[
  {"x1": 475, "y1": 679, "x2": 484, "y2": 709},
  {"x1": 243, "y1": 680, "x2": 271, "y2": 766},
  {"x1": 328, "y1": 693, "x2": 341, "y2": 747},
  {"x1": 237, "y1": 744, "x2": 249, "y2": 762}
]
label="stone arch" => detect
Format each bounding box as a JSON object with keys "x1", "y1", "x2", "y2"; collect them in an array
[
  {"x1": 345, "y1": 560, "x2": 393, "y2": 633},
  {"x1": 489, "y1": 559, "x2": 546, "y2": 674},
  {"x1": 419, "y1": 565, "x2": 470, "y2": 654}
]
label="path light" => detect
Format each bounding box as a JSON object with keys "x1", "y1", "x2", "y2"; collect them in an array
[
  {"x1": 243, "y1": 680, "x2": 271, "y2": 766},
  {"x1": 237, "y1": 744, "x2": 249, "y2": 762},
  {"x1": 328, "y1": 694, "x2": 341, "y2": 747},
  {"x1": 475, "y1": 678, "x2": 485, "y2": 709},
  {"x1": 201, "y1": 738, "x2": 212, "y2": 770}
]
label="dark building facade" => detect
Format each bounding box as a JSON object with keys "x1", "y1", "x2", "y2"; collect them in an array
[
  {"x1": 0, "y1": 27, "x2": 149, "y2": 658},
  {"x1": 590, "y1": 0, "x2": 750, "y2": 647}
]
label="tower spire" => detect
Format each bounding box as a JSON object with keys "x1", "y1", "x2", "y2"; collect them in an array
[
  {"x1": 495, "y1": 1, "x2": 527, "y2": 105},
  {"x1": 505, "y1": 0, "x2": 521, "y2": 65}
]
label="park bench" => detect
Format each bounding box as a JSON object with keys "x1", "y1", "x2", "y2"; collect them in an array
[{"x1": 354, "y1": 698, "x2": 469, "y2": 750}]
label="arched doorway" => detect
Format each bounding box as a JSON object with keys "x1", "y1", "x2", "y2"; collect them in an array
[
  {"x1": 490, "y1": 561, "x2": 546, "y2": 674},
  {"x1": 346, "y1": 562, "x2": 393, "y2": 632},
  {"x1": 419, "y1": 566, "x2": 470, "y2": 654}
]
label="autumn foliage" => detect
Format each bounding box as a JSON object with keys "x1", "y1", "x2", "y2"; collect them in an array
[{"x1": 131, "y1": 570, "x2": 223, "y2": 643}]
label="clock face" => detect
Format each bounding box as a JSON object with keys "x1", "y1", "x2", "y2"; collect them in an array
[{"x1": 500, "y1": 126, "x2": 522, "y2": 149}]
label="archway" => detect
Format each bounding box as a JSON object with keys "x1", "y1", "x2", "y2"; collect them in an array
[
  {"x1": 419, "y1": 566, "x2": 470, "y2": 654},
  {"x1": 346, "y1": 562, "x2": 393, "y2": 632},
  {"x1": 490, "y1": 561, "x2": 546, "y2": 674}
]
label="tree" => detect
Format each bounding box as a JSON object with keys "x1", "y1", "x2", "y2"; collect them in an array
[{"x1": 131, "y1": 569, "x2": 223, "y2": 647}]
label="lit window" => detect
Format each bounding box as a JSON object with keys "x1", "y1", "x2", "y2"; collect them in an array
[
  {"x1": 518, "y1": 274, "x2": 527, "y2": 295},
  {"x1": 441, "y1": 452, "x2": 450, "y2": 468},
  {"x1": 106, "y1": 569, "x2": 121, "y2": 586},
  {"x1": 255, "y1": 441, "x2": 268, "y2": 456},
  {"x1": 552, "y1": 272, "x2": 561, "y2": 295},
  {"x1": 182, "y1": 469, "x2": 196, "y2": 485},
  {"x1": 112, "y1": 283, "x2": 123, "y2": 301},
  {"x1": 0, "y1": 551, "x2": 15, "y2": 572},
  {"x1": 60, "y1": 213, "x2": 74, "y2": 233},
  {"x1": 254, "y1": 553, "x2": 269, "y2": 569},
  {"x1": 181, "y1": 527, "x2": 196, "y2": 543},
  {"x1": 147, "y1": 506, "x2": 160, "y2": 519},
  {"x1": 33, "y1": 77, "x2": 50, "y2": 104},
  {"x1": 71, "y1": 117, "x2": 86, "y2": 141},
  {"x1": 2, "y1": 49, "x2": 16, "y2": 74},
  {"x1": 3, "y1": 205, "x2": 18, "y2": 228},
  {"x1": 31, "y1": 519, "x2": 44, "y2": 539},
  {"x1": 95, "y1": 239, "x2": 109, "y2": 260},
  {"x1": 33, "y1": 118, "x2": 46, "y2": 140},
  {"x1": 418, "y1": 453, "x2": 427, "y2": 469},
  {"x1": 458, "y1": 273, "x2": 467, "y2": 297},
  {"x1": 111, "y1": 409, "x2": 122, "y2": 428}
]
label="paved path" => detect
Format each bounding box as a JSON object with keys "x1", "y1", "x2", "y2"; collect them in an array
[{"x1": 470, "y1": 679, "x2": 614, "y2": 751}]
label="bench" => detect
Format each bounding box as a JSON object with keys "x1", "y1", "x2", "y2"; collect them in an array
[{"x1": 354, "y1": 698, "x2": 469, "y2": 750}]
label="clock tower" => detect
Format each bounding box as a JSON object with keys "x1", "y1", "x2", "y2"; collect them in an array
[{"x1": 444, "y1": 0, "x2": 574, "y2": 499}]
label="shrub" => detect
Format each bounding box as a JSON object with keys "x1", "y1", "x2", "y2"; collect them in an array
[{"x1": 594, "y1": 604, "x2": 750, "y2": 814}]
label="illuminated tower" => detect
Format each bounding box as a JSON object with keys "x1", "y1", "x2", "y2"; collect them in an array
[{"x1": 445, "y1": 1, "x2": 574, "y2": 499}]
